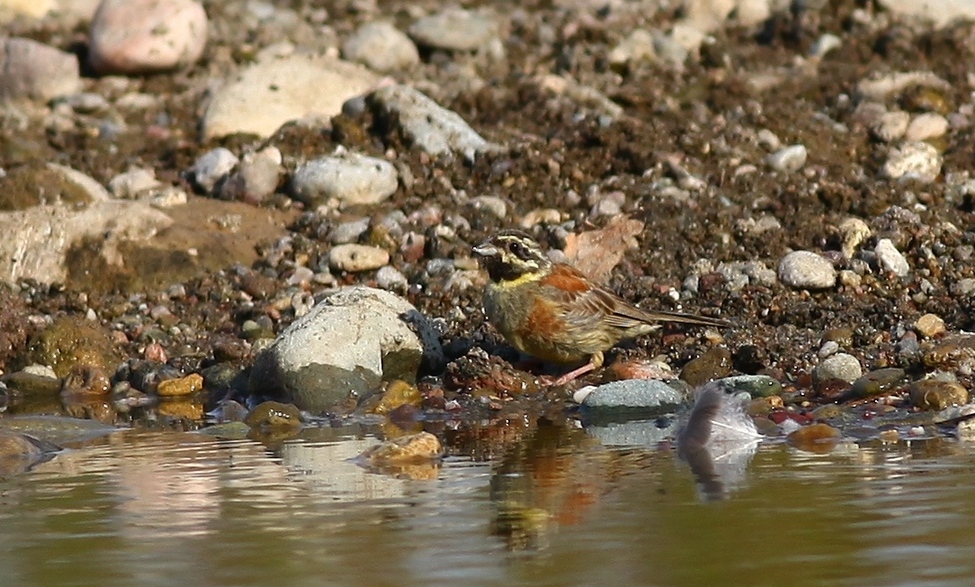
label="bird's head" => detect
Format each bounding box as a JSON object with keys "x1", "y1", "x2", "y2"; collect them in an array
[{"x1": 473, "y1": 230, "x2": 552, "y2": 283}]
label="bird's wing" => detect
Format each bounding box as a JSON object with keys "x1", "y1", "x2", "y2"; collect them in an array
[
  {"x1": 539, "y1": 264, "x2": 646, "y2": 330},
  {"x1": 540, "y1": 263, "x2": 732, "y2": 329}
]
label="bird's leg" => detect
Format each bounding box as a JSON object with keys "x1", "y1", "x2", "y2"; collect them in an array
[{"x1": 542, "y1": 352, "x2": 604, "y2": 387}]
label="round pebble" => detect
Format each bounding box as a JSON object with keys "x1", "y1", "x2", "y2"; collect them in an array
[
  {"x1": 778, "y1": 251, "x2": 836, "y2": 289},
  {"x1": 468, "y1": 195, "x2": 507, "y2": 220},
  {"x1": 376, "y1": 265, "x2": 408, "y2": 290},
  {"x1": 290, "y1": 154, "x2": 399, "y2": 207},
  {"x1": 219, "y1": 147, "x2": 282, "y2": 204},
  {"x1": 408, "y1": 8, "x2": 499, "y2": 52},
  {"x1": 89, "y1": 0, "x2": 208, "y2": 74},
  {"x1": 329, "y1": 244, "x2": 390, "y2": 272},
  {"x1": 812, "y1": 352, "x2": 862, "y2": 384},
  {"x1": 765, "y1": 144, "x2": 807, "y2": 173},
  {"x1": 342, "y1": 21, "x2": 419, "y2": 72},
  {"x1": 881, "y1": 141, "x2": 942, "y2": 183},
  {"x1": 905, "y1": 112, "x2": 949, "y2": 141},
  {"x1": 874, "y1": 238, "x2": 910, "y2": 277}
]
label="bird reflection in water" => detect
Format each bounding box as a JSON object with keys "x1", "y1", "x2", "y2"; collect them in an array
[{"x1": 488, "y1": 419, "x2": 618, "y2": 551}]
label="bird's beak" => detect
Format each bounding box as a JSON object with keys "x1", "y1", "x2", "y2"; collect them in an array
[{"x1": 472, "y1": 242, "x2": 499, "y2": 258}]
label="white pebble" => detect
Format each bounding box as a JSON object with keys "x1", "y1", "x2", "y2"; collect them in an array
[
  {"x1": 192, "y1": 148, "x2": 239, "y2": 193},
  {"x1": 765, "y1": 144, "x2": 807, "y2": 173},
  {"x1": 376, "y1": 265, "x2": 408, "y2": 290},
  {"x1": 342, "y1": 21, "x2": 419, "y2": 72},
  {"x1": 778, "y1": 251, "x2": 836, "y2": 289},
  {"x1": 291, "y1": 153, "x2": 399, "y2": 207},
  {"x1": 874, "y1": 238, "x2": 910, "y2": 277},
  {"x1": 813, "y1": 352, "x2": 862, "y2": 383},
  {"x1": 905, "y1": 112, "x2": 949, "y2": 141},
  {"x1": 881, "y1": 141, "x2": 942, "y2": 183}
]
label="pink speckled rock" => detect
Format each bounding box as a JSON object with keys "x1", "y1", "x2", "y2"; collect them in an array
[{"x1": 88, "y1": 0, "x2": 208, "y2": 74}]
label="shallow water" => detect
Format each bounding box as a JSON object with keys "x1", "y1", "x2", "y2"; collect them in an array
[{"x1": 3, "y1": 422, "x2": 975, "y2": 587}]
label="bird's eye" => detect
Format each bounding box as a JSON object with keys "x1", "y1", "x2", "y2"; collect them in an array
[{"x1": 509, "y1": 241, "x2": 524, "y2": 255}]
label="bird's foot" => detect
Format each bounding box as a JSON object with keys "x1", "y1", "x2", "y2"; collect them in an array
[{"x1": 538, "y1": 362, "x2": 597, "y2": 387}]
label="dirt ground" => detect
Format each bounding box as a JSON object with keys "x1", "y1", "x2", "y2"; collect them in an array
[{"x1": 4, "y1": 0, "x2": 975, "y2": 425}]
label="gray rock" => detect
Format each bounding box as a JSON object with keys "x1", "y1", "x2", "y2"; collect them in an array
[
  {"x1": 881, "y1": 141, "x2": 942, "y2": 183},
  {"x1": 651, "y1": 28, "x2": 691, "y2": 65},
  {"x1": 330, "y1": 218, "x2": 370, "y2": 244},
  {"x1": 0, "y1": 37, "x2": 81, "y2": 101},
  {"x1": 468, "y1": 195, "x2": 507, "y2": 220},
  {"x1": 342, "y1": 21, "x2": 419, "y2": 72},
  {"x1": 874, "y1": 238, "x2": 910, "y2": 277},
  {"x1": 218, "y1": 147, "x2": 282, "y2": 204},
  {"x1": 717, "y1": 374, "x2": 783, "y2": 398},
  {"x1": 778, "y1": 250, "x2": 836, "y2": 289},
  {"x1": 192, "y1": 148, "x2": 239, "y2": 193},
  {"x1": 248, "y1": 286, "x2": 444, "y2": 414},
  {"x1": 575, "y1": 379, "x2": 686, "y2": 412},
  {"x1": 290, "y1": 152, "x2": 398, "y2": 207},
  {"x1": 856, "y1": 71, "x2": 950, "y2": 103},
  {"x1": 202, "y1": 54, "x2": 379, "y2": 140},
  {"x1": 375, "y1": 265, "x2": 408, "y2": 290},
  {"x1": 408, "y1": 8, "x2": 499, "y2": 52},
  {"x1": 813, "y1": 352, "x2": 863, "y2": 384},
  {"x1": 765, "y1": 144, "x2": 807, "y2": 173},
  {"x1": 367, "y1": 84, "x2": 503, "y2": 162}
]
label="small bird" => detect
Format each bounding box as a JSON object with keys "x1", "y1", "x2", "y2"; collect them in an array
[{"x1": 473, "y1": 230, "x2": 732, "y2": 385}]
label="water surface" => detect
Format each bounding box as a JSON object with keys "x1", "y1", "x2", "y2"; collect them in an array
[{"x1": 2, "y1": 423, "x2": 974, "y2": 587}]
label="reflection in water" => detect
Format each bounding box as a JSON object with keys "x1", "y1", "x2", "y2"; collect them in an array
[
  {"x1": 4, "y1": 423, "x2": 975, "y2": 586},
  {"x1": 489, "y1": 420, "x2": 612, "y2": 550}
]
